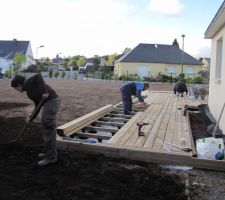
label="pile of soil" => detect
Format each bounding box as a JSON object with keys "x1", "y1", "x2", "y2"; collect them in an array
[{"x1": 1, "y1": 79, "x2": 225, "y2": 200}]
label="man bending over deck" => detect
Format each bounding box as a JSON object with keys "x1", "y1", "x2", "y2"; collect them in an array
[
  {"x1": 11, "y1": 73, "x2": 60, "y2": 166},
  {"x1": 173, "y1": 81, "x2": 188, "y2": 97},
  {"x1": 120, "y1": 82, "x2": 149, "y2": 115}
]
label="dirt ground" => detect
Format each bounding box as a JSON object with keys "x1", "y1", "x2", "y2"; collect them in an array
[{"x1": 0, "y1": 79, "x2": 225, "y2": 200}]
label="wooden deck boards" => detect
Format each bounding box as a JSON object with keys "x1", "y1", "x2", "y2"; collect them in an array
[{"x1": 56, "y1": 91, "x2": 225, "y2": 171}]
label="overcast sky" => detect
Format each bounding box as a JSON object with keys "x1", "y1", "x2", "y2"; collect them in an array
[{"x1": 0, "y1": 0, "x2": 224, "y2": 59}]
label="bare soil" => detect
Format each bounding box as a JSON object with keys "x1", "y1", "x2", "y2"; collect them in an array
[{"x1": 0, "y1": 79, "x2": 225, "y2": 200}]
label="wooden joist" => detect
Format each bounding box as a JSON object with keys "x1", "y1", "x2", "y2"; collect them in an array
[
  {"x1": 105, "y1": 113, "x2": 133, "y2": 118},
  {"x1": 94, "y1": 121, "x2": 125, "y2": 127},
  {"x1": 100, "y1": 117, "x2": 129, "y2": 123},
  {"x1": 84, "y1": 126, "x2": 118, "y2": 134},
  {"x1": 67, "y1": 132, "x2": 111, "y2": 140},
  {"x1": 107, "y1": 112, "x2": 143, "y2": 144},
  {"x1": 57, "y1": 105, "x2": 113, "y2": 136}
]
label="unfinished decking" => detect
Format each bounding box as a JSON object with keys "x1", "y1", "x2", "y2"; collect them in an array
[{"x1": 57, "y1": 91, "x2": 225, "y2": 171}]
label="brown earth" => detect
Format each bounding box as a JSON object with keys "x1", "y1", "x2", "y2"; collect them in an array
[{"x1": 0, "y1": 79, "x2": 225, "y2": 200}]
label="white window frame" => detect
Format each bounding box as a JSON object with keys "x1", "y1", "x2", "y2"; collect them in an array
[{"x1": 215, "y1": 37, "x2": 223, "y2": 80}]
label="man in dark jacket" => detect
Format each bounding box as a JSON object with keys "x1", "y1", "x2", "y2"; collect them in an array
[
  {"x1": 120, "y1": 82, "x2": 149, "y2": 115},
  {"x1": 11, "y1": 73, "x2": 60, "y2": 166},
  {"x1": 173, "y1": 81, "x2": 188, "y2": 97}
]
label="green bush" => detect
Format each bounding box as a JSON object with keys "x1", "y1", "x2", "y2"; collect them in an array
[
  {"x1": 54, "y1": 71, "x2": 59, "y2": 79},
  {"x1": 49, "y1": 70, "x2": 53, "y2": 78},
  {"x1": 161, "y1": 74, "x2": 170, "y2": 82},
  {"x1": 192, "y1": 76, "x2": 204, "y2": 84},
  {"x1": 74, "y1": 72, "x2": 78, "y2": 80},
  {"x1": 61, "y1": 70, "x2": 66, "y2": 79},
  {"x1": 177, "y1": 73, "x2": 186, "y2": 82},
  {"x1": 185, "y1": 77, "x2": 193, "y2": 84}
]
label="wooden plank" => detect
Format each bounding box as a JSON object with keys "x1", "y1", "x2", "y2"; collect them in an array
[
  {"x1": 57, "y1": 138, "x2": 225, "y2": 171},
  {"x1": 171, "y1": 95, "x2": 184, "y2": 153},
  {"x1": 153, "y1": 95, "x2": 174, "y2": 150},
  {"x1": 133, "y1": 103, "x2": 158, "y2": 147},
  {"x1": 132, "y1": 94, "x2": 167, "y2": 147},
  {"x1": 180, "y1": 98, "x2": 193, "y2": 155},
  {"x1": 143, "y1": 95, "x2": 171, "y2": 148},
  {"x1": 186, "y1": 111, "x2": 197, "y2": 156},
  {"x1": 107, "y1": 112, "x2": 143, "y2": 144},
  {"x1": 57, "y1": 105, "x2": 113, "y2": 136},
  {"x1": 162, "y1": 95, "x2": 179, "y2": 151}
]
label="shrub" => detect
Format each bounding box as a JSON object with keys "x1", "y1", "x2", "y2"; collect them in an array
[
  {"x1": 54, "y1": 71, "x2": 59, "y2": 79},
  {"x1": 192, "y1": 76, "x2": 204, "y2": 84},
  {"x1": 61, "y1": 70, "x2": 66, "y2": 79},
  {"x1": 49, "y1": 70, "x2": 53, "y2": 78}
]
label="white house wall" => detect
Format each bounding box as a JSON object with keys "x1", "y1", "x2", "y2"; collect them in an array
[{"x1": 208, "y1": 26, "x2": 225, "y2": 134}]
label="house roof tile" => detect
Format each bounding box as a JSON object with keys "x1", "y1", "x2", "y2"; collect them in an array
[
  {"x1": 116, "y1": 43, "x2": 201, "y2": 65},
  {"x1": 0, "y1": 40, "x2": 30, "y2": 59}
]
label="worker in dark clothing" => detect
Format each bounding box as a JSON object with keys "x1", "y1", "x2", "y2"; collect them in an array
[
  {"x1": 11, "y1": 73, "x2": 60, "y2": 166},
  {"x1": 120, "y1": 82, "x2": 149, "y2": 115},
  {"x1": 173, "y1": 81, "x2": 188, "y2": 97}
]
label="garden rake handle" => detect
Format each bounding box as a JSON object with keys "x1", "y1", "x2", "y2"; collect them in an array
[{"x1": 14, "y1": 98, "x2": 45, "y2": 142}]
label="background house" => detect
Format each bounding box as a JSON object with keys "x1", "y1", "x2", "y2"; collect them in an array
[
  {"x1": 0, "y1": 39, "x2": 35, "y2": 72},
  {"x1": 205, "y1": 0, "x2": 225, "y2": 134},
  {"x1": 114, "y1": 43, "x2": 202, "y2": 78}
]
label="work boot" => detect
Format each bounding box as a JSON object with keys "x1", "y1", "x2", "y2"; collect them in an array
[{"x1": 38, "y1": 158, "x2": 58, "y2": 166}]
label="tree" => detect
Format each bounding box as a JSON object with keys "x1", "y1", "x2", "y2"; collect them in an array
[
  {"x1": 93, "y1": 55, "x2": 100, "y2": 67},
  {"x1": 122, "y1": 47, "x2": 131, "y2": 54},
  {"x1": 77, "y1": 56, "x2": 87, "y2": 67},
  {"x1": 69, "y1": 55, "x2": 81, "y2": 70},
  {"x1": 172, "y1": 39, "x2": 180, "y2": 48},
  {"x1": 105, "y1": 53, "x2": 118, "y2": 65},
  {"x1": 13, "y1": 52, "x2": 26, "y2": 74}
]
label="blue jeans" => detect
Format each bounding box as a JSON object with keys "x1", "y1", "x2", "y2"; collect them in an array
[{"x1": 120, "y1": 89, "x2": 132, "y2": 115}]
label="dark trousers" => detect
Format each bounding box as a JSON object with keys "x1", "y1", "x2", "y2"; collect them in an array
[
  {"x1": 120, "y1": 89, "x2": 132, "y2": 115},
  {"x1": 42, "y1": 98, "x2": 60, "y2": 159}
]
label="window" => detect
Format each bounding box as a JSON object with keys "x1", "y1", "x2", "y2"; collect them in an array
[
  {"x1": 138, "y1": 64, "x2": 150, "y2": 77},
  {"x1": 185, "y1": 66, "x2": 194, "y2": 74},
  {"x1": 167, "y1": 66, "x2": 176, "y2": 74},
  {"x1": 215, "y1": 37, "x2": 223, "y2": 79}
]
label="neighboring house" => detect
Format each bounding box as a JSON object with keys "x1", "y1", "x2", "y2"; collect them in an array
[
  {"x1": 205, "y1": 1, "x2": 225, "y2": 134},
  {"x1": 114, "y1": 43, "x2": 202, "y2": 78},
  {"x1": 199, "y1": 57, "x2": 210, "y2": 71},
  {"x1": 52, "y1": 54, "x2": 63, "y2": 65},
  {"x1": 84, "y1": 58, "x2": 97, "y2": 72},
  {"x1": 0, "y1": 39, "x2": 35, "y2": 72}
]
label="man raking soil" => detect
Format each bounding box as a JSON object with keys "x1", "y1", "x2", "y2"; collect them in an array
[{"x1": 11, "y1": 73, "x2": 60, "y2": 166}]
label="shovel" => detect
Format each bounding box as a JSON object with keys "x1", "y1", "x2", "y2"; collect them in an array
[{"x1": 10, "y1": 98, "x2": 45, "y2": 143}]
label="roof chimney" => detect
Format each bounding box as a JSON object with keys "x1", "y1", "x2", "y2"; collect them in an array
[{"x1": 13, "y1": 38, "x2": 17, "y2": 43}]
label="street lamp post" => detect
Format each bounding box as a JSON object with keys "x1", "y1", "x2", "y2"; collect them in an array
[
  {"x1": 36, "y1": 45, "x2": 44, "y2": 59},
  {"x1": 181, "y1": 34, "x2": 185, "y2": 74}
]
